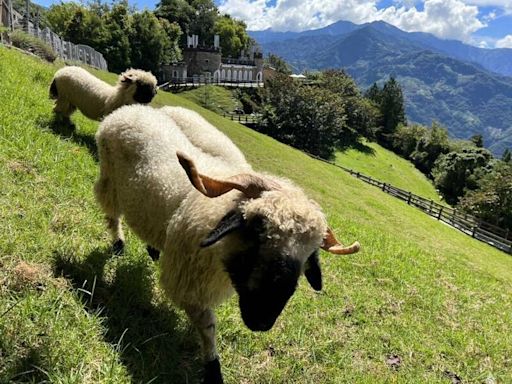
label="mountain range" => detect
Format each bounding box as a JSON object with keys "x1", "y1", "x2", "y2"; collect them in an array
[{"x1": 249, "y1": 21, "x2": 512, "y2": 156}]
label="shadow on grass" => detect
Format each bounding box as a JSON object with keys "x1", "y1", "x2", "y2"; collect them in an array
[
  {"x1": 36, "y1": 115, "x2": 99, "y2": 161},
  {"x1": 338, "y1": 140, "x2": 376, "y2": 155},
  {"x1": 52, "y1": 248, "x2": 202, "y2": 384}
]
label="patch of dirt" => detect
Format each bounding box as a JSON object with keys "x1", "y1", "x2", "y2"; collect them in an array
[
  {"x1": 2, "y1": 261, "x2": 68, "y2": 293},
  {"x1": 6, "y1": 160, "x2": 35, "y2": 175},
  {"x1": 444, "y1": 370, "x2": 463, "y2": 384},
  {"x1": 386, "y1": 354, "x2": 402, "y2": 370}
]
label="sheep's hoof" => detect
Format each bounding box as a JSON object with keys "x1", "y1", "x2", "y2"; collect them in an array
[
  {"x1": 146, "y1": 245, "x2": 160, "y2": 261},
  {"x1": 112, "y1": 239, "x2": 125, "y2": 255},
  {"x1": 202, "y1": 358, "x2": 223, "y2": 384}
]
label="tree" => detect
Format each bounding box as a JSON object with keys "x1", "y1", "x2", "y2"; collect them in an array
[
  {"x1": 213, "y1": 15, "x2": 249, "y2": 57},
  {"x1": 377, "y1": 77, "x2": 406, "y2": 146},
  {"x1": 261, "y1": 74, "x2": 347, "y2": 159},
  {"x1": 365, "y1": 82, "x2": 382, "y2": 104},
  {"x1": 102, "y1": 1, "x2": 132, "y2": 73},
  {"x1": 129, "y1": 11, "x2": 177, "y2": 73},
  {"x1": 411, "y1": 121, "x2": 450, "y2": 175},
  {"x1": 459, "y1": 162, "x2": 512, "y2": 230},
  {"x1": 391, "y1": 123, "x2": 428, "y2": 158},
  {"x1": 470, "y1": 134, "x2": 484, "y2": 148},
  {"x1": 432, "y1": 146, "x2": 493, "y2": 204},
  {"x1": 266, "y1": 53, "x2": 292, "y2": 75},
  {"x1": 322, "y1": 69, "x2": 380, "y2": 141},
  {"x1": 502, "y1": 148, "x2": 511, "y2": 163}
]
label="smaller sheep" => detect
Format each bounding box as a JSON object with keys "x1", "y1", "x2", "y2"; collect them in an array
[{"x1": 49, "y1": 66, "x2": 157, "y2": 122}]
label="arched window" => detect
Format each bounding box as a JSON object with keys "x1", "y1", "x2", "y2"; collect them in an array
[
  {"x1": 227, "y1": 69, "x2": 231, "y2": 81},
  {"x1": 233, "y1": 70, "x2": 237, "y2": 81},
  {"x1": 221, "y1": 69, "x2": 226, "y2": 80}
]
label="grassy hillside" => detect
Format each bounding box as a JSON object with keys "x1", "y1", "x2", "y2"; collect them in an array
[
  {"x1": 173, "y1": 85, "x2": 241, "y2": 115},
  {"x1": 335, "y1": 141, "x2": 442, "y2": 202},
  {"x1": 2, "y1": 45, "x2": 512, "y2": 384}
]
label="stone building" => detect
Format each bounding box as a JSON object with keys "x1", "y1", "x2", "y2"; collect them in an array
[{"x1": 160, "y1": 34, "x2": 264, "y2": 84}]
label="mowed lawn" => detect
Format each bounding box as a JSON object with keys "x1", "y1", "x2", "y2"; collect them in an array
[{"x1": 1, "y1": 45, "x2": 512, "y2": 384}]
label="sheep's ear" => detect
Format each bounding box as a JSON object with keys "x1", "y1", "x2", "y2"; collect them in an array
[
  {"x1": 304, "y1": 250, "x2": 322, "y2": 291},
  {"x1": 201, "y1": 210, "x2": 245, "y2": 247}
]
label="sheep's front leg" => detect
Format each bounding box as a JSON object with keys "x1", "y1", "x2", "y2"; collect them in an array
[
  {"x1": 107, "y1": 216, "x2": 125, "y2": 255},
  {"x1": 185, "y1": 305, "x2": 223, "y2": 384}
]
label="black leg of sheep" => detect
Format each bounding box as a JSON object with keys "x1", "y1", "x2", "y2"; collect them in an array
[{"x1": 146, "y1": 245, "x2": 160, "y2": 261}]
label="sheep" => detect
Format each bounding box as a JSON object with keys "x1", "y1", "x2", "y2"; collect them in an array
[
  {"x1": 49, "y1": 66, "x2": 157, "y2": 122},
  {"x1": 94, "y1": 104, "x2": 360, "y2": 383}
]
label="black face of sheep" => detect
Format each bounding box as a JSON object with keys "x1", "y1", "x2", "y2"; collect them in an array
[
  {"x1": 203, "y1": 211, "x2": 319, "y2": 332},
  {"x1": 133, "y1": 81, "x2": 157, "y2": 104}
]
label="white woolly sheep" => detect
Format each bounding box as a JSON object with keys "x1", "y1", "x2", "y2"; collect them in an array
[
  {"x1": 49, "y1": 66, "x2": 157, "y2": 122},
  {"x1": 94, "y1": 104, "x2": 360, "y2": 383}
]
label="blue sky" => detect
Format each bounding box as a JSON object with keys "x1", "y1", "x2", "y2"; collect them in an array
[{"x1": 33, "y1": 0, "x2": 512, "y2": 48}]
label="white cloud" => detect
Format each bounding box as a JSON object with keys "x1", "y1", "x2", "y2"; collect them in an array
[
  {"x1": 496, "y1": 34, "x2": 512, "y2": 48},
  {"x1": 219, "y1": 0, "x2": 487, "y2": 42},
  {"x1": 380, "y1": 0, "x2": 486, "y2": 41}
]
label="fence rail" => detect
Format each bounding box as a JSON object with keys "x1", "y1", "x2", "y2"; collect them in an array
[
  {"x1": 1, "y1": 0, "x2": 107, "y2": 70},
  {"x1": 161, "y1": 77, "x2": 263, "y2": 90},
  {"x1": 221, "y1": 112, "x2": 260, "y2": 124},
  {"x1": 304, "y1": 152, "x2": 512, "y2": 255}
]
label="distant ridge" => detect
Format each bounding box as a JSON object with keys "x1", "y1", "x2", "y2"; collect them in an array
[{"x1": 249, "y1": 20, "x2": 512, "y2": 156}]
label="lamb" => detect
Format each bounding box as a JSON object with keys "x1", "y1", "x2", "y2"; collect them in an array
[
  {"x1": 49, "y1": 66, "x2": 157, "y2": 122},
  {"x1": 94, "y1": 104, "x2": 360, "y2": 383}
]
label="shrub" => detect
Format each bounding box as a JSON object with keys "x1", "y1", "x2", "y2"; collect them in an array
[{"x1": 9, "y1": 30, "x2": 57, "y2": 62}]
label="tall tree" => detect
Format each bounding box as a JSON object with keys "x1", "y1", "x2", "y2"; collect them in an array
[
  {"x1": 470, "y1": 134, "x2": 484, "y2": 148},
  {"x1": 213, "y1": 15, "x2": 249, "y2": 57},
  {"x1": 129, "y1": 10, "x2": 177, "y2": 73},
  {"x1": 502, "y1": 148, "x2": 511, "y2": 163},
  {"x1": 266, "y1": 54, "x2": 292, "y2": 75},
  {"x1": 102, "y1": 1, "x2": 132, "y2": 73},
  {"x1": 378, "y1": 76, "x2": 406, "y2": 146}
]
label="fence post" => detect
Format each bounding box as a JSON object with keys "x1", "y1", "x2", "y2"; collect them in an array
[
  {"x1": 437, "y1": 206, "x2": 443, "y2": 220},
  {"x1": 382, "y1": 183, "x2": 387, "y2": 192},
  {"x1": 407, "y1": 192, "x2": 412, "y2": 205}
]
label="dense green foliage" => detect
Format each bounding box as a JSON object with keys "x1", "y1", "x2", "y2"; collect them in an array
[
  {"x1": 459, "y1": 162, "x2": 512, "y2": 230},
  {"x1": 155, "y1": 0, "x2": 251, "y2": 56},
  {"x1": 432, "y1": 147, "x2": 493, "y2": 204},
  {"x1": 4, "y1": 46, "x2": 512, "y2": 383},
  {"x1": 45, "y1": 1, "x2": 182, "y2": 73},
  {"x1": 260, "y1": 70, "x2": 381, "y2": 158},
  {"x1": 44, "y1": 0, "x2": 251, "y2": 74},
  {"x1": 265, "y1": 53, "x2": 292, "y2": 74},
  {"x1": 213, "y1": 15, "x2": 250, "y2": 58},
  {"x1": 261, "y1": 74, "x2": 348, "y2": 159}
]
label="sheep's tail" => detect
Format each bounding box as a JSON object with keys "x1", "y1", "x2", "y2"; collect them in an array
[{"x1": 49, "y1": 79, "x2": 58, "y2": 99}]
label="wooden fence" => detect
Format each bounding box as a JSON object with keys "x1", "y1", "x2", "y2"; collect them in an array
[
  {"x1": 222, "y1": 112, "x2": 260, "y2": 124},
  {"x1": 1, "y1": 0, "x2": 108, "y2": 70},
  {"x1": 161, "y1": 77, "x2": 263, "y2": 90},
  {"x1": 306, "y1": 153, "x2": 512, "y2": 254}
]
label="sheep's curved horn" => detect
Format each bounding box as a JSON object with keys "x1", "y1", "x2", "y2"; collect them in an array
[
  {"x1": 177, "y1": 151, "x2": 280, "y2": 198},
  {"x1": 321, "y1": 227, "x2": 360, "y2": 255}
]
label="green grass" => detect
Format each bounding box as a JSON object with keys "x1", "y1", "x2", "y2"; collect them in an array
[
  {"x1": 335, "y1": 141, "x2": 442, "y2": 203},
  {"x1": 175, "y1": 85, "x2": 241, "y2": 114},
  {"x1": 2, "y1": 45, "x2": 512, "y2": 384}
]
